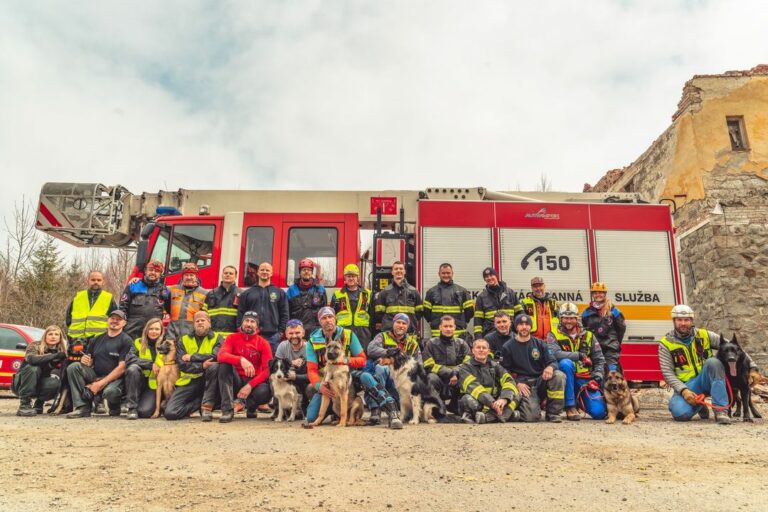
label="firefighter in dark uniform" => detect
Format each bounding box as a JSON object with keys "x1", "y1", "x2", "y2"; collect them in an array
[
  {"x1": 422, "y1": 315, "x2": 470, "y2": 416},
  {"x1": 373, "y1": 260, "x2": 423, "y2": 334},
  {"x1": 423, "y1": 263, "x2": 474, "y2": 341},
  {"x1": 520, "y1": 276, "x2": 559, "y2": 340},
  {"x1": 331, "y1": 263, "x2": 373, "y2": 350},
  {"x1": 474, "y1": 267, "x2": 522, "y2": 339},
  {"x1": 458, "y1": 338, "x2": 520, "y2": 424},
  {"x1": 120, "y1": 259, "x2": 170, "y2": 340},
  {"x1": 206, "y1": 265, "x2": 241, "y2": 339}
]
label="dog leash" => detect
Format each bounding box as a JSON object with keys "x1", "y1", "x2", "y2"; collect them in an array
[{"x1": 694, "y1": 378, "x2": 733, "y2": 411}]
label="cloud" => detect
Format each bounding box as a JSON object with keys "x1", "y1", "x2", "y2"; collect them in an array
[{"x1": 1, "y1": 0, "x2": 766, "y2": 251}]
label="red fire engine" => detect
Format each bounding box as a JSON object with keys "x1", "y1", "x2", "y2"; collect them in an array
[{"x1": 36, "y1": 184, "x2": 681, "y2": 383}]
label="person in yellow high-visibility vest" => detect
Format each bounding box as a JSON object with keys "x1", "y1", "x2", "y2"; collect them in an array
[
  {"x1": 124, "y1": 318, "x2": 166, "y2": 419},
  {"x1": 66, "y1": 271, "x2": 118, "y2": 346}
]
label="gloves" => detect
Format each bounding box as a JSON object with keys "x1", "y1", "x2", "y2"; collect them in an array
[
  {"x1": 681, "y1": 389, "x2": 698, "y2": 406},
  {"x1": 749, "y1": 370, "x2": 761, "y2": 387},
  {"x1": 580, "y1": 354, "x2": 592, "y2": 367},
  {"x1": 586, "y1": 379, "x2": 600, "y2": 392},
  {"x1": 385, "y1": 347, "x2": 400, "y2": 357}
]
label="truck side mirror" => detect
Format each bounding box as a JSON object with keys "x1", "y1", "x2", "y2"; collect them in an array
[
  {"x1": 136, "y1": 240, "x2": 148, "y2": 272},
  {"x1": 16, "y1": 343, "x2": 27, "y2": 350}
]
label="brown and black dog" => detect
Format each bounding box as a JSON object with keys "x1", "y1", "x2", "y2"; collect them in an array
[
  {"x1": 151, "y1": 339, "x2": 180, "y2": 419},
  {"x1": 310, "y1": 338, "x2": 364, "y2": 427},
  {"x1": 604, "y1": 369, "x2": 640, "y2": 424}
]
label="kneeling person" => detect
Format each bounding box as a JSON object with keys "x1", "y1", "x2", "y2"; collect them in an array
[
  {"x1": 458, "y1": 338, "x2": 520, "y2": 424},
  {"x1": 274, "y1": 319, "x2": 310, "y2": 414},
  {"x1": 13, "y1": 325, "x2": 67, "y2": 416},
  {"x1": 217, "y1": 311, "x2": 272, "y2": 422},
  {"x1": 500, "y1": 314, "x2": 565, "y2": 422},
  {"x1": 423, "y1": 316, "x2": 470, "y2": 416}
]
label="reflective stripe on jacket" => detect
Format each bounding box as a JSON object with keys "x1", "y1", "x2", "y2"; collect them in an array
[{"x1": 659, "y1": 329, "x2": 712, "y2": 383}]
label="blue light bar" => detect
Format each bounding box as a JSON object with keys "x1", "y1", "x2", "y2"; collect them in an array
[{"x1": 156, "y1": 206, "x2": 182, "y2": 216}]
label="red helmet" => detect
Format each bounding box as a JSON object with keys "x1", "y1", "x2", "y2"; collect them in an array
[
  {"x1": 299, "y1": 258, "x2": 315, "y2": 270},
  {"x1": 182, "y1": 262, "x2": 199, "y2": 275}
]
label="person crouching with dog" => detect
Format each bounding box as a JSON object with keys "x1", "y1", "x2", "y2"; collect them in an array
[
  {"x1": 458, "y1": 338, "x2": 520, "y2": 424},
  {"x1": 500, "y1": 314, "x2": 566, "y2": 423},
  {"x1": 124, "y1": 318, "x2": 165, "y2": 420},
  {"x1": 12, "y1": 325, "x2": 68, "y2": 416},
  {"x1": 423, "y1": 315, "x2": 470, "y2": 417},
  {"x1": 164, "y1": 311, "x2": 222, "y2": 421},
  {"x1": 546, "y1": 303, "x2": 606, "y2": 421},
  {"x1": 216, "y1": 311, "x2": 273, "y2": 423},
  {"x1": 66, "y1": 310, "x2": 133, "y2": 418},
  {"x1": 306, "y1": 307, "x2": 403, "y2": 429},
  {"x1": 659, "y1": 305, "x2": 760, "y2": 425},
  {"x1": 274, "y1": 319, "x2": 310, "y2": 414}
]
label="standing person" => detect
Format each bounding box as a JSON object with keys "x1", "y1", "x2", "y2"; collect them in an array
[
  {"x1": 216, "y1": 311, "x2": 272, "y2": 423},
  {"x1": 164, "y1": 311, "x2": 223, "y2": 421},
  {"x1": 331, "y1": 263, "x2": 373, "y2": 350},
  {"x1": 500, "y1": 314, "x2": 565, "y2": 422},
  {"x1": 237, "y1": 262, "x2": 288, "y2": 354},
  {"x1": 582, "y1": 282, "x2": 626, "y2": 373},
  {"x1": 124, "y1": 318, "x2": 165, "y2": 420},
  {"x1": 423, "y1": 263, "x2": 474, "y2": 340},
  {"x1": 205, "y1": 265, "x2": 241, "y2": 339},
  {"x1": 422, "y1": 316, "x2": 470, "y2": 416},
  {"x1": 374, "y1": 261, "x2": 423, "y2": 334},
  {"x1": 274, "y1": 319, "x2": 310, "y2": 414},
  {"x1": 120, "y1": 260, "x2": 170, "y2": 339},
  {"x1": 12, "y1": 325, "x2": 67, "y2": 416},
  {"x1": 474, "y1": 267, "x2": 522, "y2": 339},
  {"x1": 66, "y1": 270, "x2": 117, "y2": 343},
  {"x1": 457, "y1": 338, "x2": 520, "y2": 424},
  {"x1": 659, "y1": 305, "x2": 761, "y2": 424},
  {"x1": 167, "y1": 263, "x2": 208, "y2": 341},
  {"x1": 546, "y1": 303, "x2": 606, "y2": 421},
  {"x1": 66, "y1": 311, "x2": 133, "y2": 418},
  {"x1": 520, "y1": 276, "x2": 559, "y2": 340},
  {"x1": 286, "y1": 258, "x2": 327, "y2": 335}
]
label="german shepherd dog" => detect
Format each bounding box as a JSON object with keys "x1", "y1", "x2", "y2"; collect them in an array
[
  {"x1": 151, "y1": 339, "x2": 180, "y2": 419},
  {"x1": 717, "y1": 334, "x2": 762, "y2": 422},
  {"x1": 604, "y1": 369, "x2": 640, "y2": 424},
  {"x1": 391, "y1": 352, "x2": 446, "y2": 425},
  {"x1": 269, "y1": 358, "x2": 302, "y2": 422},
  {"x1": 310, "y1": 338, "x2": 364, "y2": 427}
]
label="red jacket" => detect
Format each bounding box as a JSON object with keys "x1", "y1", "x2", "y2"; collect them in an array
[{"x1": 217, "y1": 330, "x2": 272, "y2": 388}]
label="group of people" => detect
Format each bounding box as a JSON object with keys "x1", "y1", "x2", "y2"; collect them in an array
[{"x1": 11, "y1": 258, "x2": 761, "y2": 426}]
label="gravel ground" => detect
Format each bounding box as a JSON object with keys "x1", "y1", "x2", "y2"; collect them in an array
[{"x1": 0, "y1": 389, "x2": 766, "y2": 512}]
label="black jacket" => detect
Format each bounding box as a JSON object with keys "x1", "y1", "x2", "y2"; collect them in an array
[
  {"x1": 473, "y1": 281, "x2": 522, "y2": 339},
  {"x1": 422, "y1": 335, "x2": 470, "y2": 380},
  {"x1": 236, "y1": 284, "x2": 289, "y2": 335},
  {"x1": 206, "y1": 283, "x2": 241, "y2": 334},
  {"x1": 374, "y1": 280, "x2": 423, "y2": 333},
  {"x1": 423, "y1": 281, "x2": 474, "y2": 336}
]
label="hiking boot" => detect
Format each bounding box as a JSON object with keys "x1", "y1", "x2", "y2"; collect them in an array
[
  {"x1": 698, "y1": 406, "x2": 710, "y2": 420},
  {"x1": 566, "y1": 407, "x2": 581, "y2": 421},
  {"x1": 201, "y1": 407, "x2": 213, "y2": 422},
  {"x1": 384, "y1": 403, "x2": 403, "y2": 429},
  {"x1": 714, "y1": 411, "x2": 731, "y2": 425},
  {"x1": 460, "y1": 412, "x2": 475, "y2": 424},
  {"x1": 233, "y1": 399, "x2": 246, "y2": 414},
  {"x1": 33, "y1": 399, "x2": 45, "y2": 415},
  {"x1": 94, "y1": 402, "x2": 106, "y2": 415},
  {"x1": 219, "y1": 410, "x2": 234, "y2": 423},
  {"x1": 16, "y1": 399, "x2": 37, "y2": 417},
  {"x1": 475, "y1": 411, "x2": 487, "y2": 424},
  {"x1": 546, "y1": 413, "x2": 563, "y2": 423},
  {"x1": 257, "y1": 403, "x2": 272, "y2": 414},
  {"x1": 368, "y1": 408, "x2": 381, "y2": 425},
  {"x1": 66, "y1": 406, "x2": 92, "y2": 418},
  {"x1": 108, "y1": 406, "x2": 121, "y2": 417},
  {"x1": 126, "y1": 409, "x2": 138, "y2": 420},
  {"x1": 246, "y1": 409, "x2": 258, "y2": 419}
]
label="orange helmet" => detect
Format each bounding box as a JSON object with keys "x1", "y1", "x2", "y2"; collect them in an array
[{"x1": 590, "y1": 282, "x2": 608, "y2": 293}]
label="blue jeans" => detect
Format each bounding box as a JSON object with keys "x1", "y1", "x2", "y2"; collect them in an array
[
  {"x1": 264, "y1": 332, "x2": 281, "y2": 356},
  {"x1": 559, "y1": 359, "x2": 606, "y2": 419},
  {"x1": 668, "y1": 358, "x2": 728, "y2": 420},
  {"x1": 305, "y1": 369, "x2": 394, "y2": 423}
]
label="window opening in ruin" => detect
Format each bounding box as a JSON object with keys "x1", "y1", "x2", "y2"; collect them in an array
[{"x1": 726, "y1": 116, "x2": 749, "y2": 151}]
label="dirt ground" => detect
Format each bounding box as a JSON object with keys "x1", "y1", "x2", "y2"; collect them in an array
[{"x1": 0, "y1": 389, "x2": 766, "y2": 512}]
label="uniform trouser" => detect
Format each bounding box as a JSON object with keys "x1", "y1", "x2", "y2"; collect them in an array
[
  {"x1": 458, "y1": 394, "x2": 517, "y2": 422},
  {"x1": 559, "y1": 359, "x2": 606, "y2": 419},
  {"x1": 601, "y1": 346, "x2": 621, "y2": 373},
  {"x1": 517, "y1": 371, "x2": 566, "y2": 422},
  {"x1": 668, "y1": 357, "x2": 728, "y2": 421},
  {"x1": 124, "y1": 364, "x2": 157, "y2": 418},
  {"x1": 426, "y1": 373, "x2": 460, "y2": 413},
  {"x1": 218, "y1": 362, "x2": 271, "y2": 412},
  {"x1": 164, "y1": 363, "x2": 220, "y2": 420},
  {"x1": 262, "y1": 333, "x2": 281, "y2": 357},
  {"x1": 306, "y1": 369, "x2": 395, "y2": 423},
  {"x1": 66, "y1": 362, "x2": 124, "y2": 410},
  {"x1": 12, "y1": 365, "x2": 60, "y2": 401}
]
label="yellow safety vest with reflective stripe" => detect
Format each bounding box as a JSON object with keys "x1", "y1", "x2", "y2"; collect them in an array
[
  {"x1": 68, "y1": 290, "x2": 113, "y2": 339},
  {"x1": 334, "y1": 288, "x2": 371, "y2": 327},
  {"x1": 520, "y1": 296, "x2": 559, "y2": 334},
  {"x1": 381, "y1": 332, "x2": 420, "y2": 358},
  {"x1": 551, "y1": 329, "x2": 593, "y2": 378},
  {"x1": 176, "y1": 334, "x2": 218, "y2": 387},
  {"x1": 133, "y1": 338, "x2": 159, "y2": 390},
  {"x1": 659, "y1": 329, "x2": 712, "y2": 383}
]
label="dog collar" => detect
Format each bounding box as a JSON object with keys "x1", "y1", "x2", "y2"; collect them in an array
[{"x1": 163, "y1": 361, "x2": 177, "y2": 365}]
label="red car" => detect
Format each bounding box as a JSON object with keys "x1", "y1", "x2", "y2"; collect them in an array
[{"x1": 0, "y1": 324, "x2": 45, "y2": 390}]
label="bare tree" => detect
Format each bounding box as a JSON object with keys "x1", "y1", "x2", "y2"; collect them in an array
[{"x1": 536, "y1": 173, "x2": 553, "y2": 192}]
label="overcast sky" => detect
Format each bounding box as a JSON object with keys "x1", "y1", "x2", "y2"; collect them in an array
[{"x1": 1, "y1": 1, "x2": 766, "y2": 250}]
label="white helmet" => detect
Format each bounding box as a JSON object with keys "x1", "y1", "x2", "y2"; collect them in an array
[
  {"x1": 671, "y1": 304, "x2": 695, "y2": 319},
  {"x1": 559, "y1": 302, "x2": 579, "y2": 318}
]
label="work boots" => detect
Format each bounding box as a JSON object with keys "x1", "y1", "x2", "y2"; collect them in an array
[
  {"x1": 566, "y1": 407, "x2": 581, "y2": 421},
  {"x1": 698, "y1": 406, "x2": 710, "y2": 420},
  {"x1": 384, "y1": 402, "x2": 403, "y2": 430},
  {"x1": 16, "y1": 398, "x2": 36, "y2": 417},
  {"x1": 368, "y1": 407, "x2": 381, "y2": 425},
  {"x1": 219, "y1": 410, "x2": 234, "y2": 423},
  {"x1": 33, "y1": 399, "x2": 45, "y2": 415},
  {"x1": 714, "y1": 411, "x2": 731, "y2": 425}
]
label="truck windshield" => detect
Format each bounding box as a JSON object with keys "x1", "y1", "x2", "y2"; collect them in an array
[
  {"x1": 287, "y1": 227, "x2": 338, "y2": 287},
  {"x1": 149, "y1": 224, "x2": 215, "y2": 274}
]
